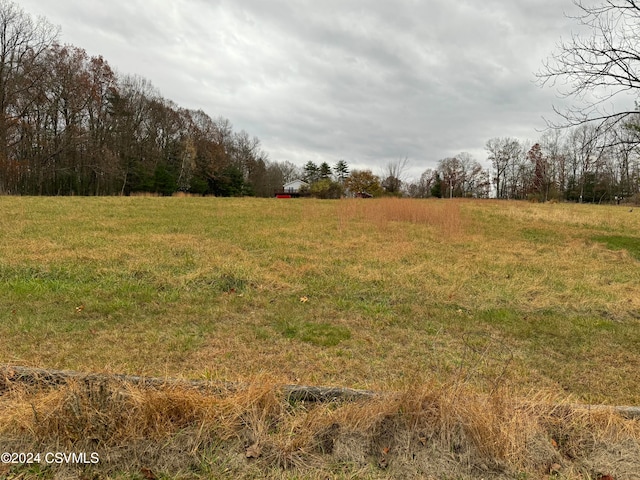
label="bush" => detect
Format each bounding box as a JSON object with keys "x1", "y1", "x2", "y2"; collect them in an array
[{"x1": 309, "y1": 179, "x2": 344, "y2": 199}]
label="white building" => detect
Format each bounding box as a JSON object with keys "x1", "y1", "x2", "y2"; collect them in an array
[{"x1": 282, "y1": 179, "x2": 309, "y2": 193}]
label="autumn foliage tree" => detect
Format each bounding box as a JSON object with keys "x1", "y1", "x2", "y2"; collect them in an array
[
  {"x1": 527, "y1": 143, "x2": 549, "y2": 201},
  {"x1": 0, "y1": 1, "x2": 274, "y2": 196},
  {"x1": 344, "y1": 169, "x2": 383, "y2": 197}
]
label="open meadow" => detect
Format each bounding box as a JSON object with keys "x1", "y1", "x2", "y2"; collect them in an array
[{"x1": 1, "y1": 196, "x2": 639, "y2": 479}]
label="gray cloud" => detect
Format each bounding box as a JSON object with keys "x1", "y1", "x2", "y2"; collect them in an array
[{"x1": 19, "y1": 0, "x2": 581, "y2": 179}]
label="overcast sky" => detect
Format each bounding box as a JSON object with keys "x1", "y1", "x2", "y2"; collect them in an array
[{"x1": 20, "y1": 0, "x2": 586, "y2": 179}]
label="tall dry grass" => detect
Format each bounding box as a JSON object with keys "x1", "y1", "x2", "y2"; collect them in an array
[
  {"x1": 1, "y1": 372, "x2": 639, "y2": 479},
  {"x1": 337, "y1": 197, "x2": 466, "y2": 238}
]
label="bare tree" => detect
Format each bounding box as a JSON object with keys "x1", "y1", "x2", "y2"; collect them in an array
[
  {"x1": 485, "y1": 137, "x2": 523, "y2": 199},
  {"x1": 0, "y1": 2, "x2": 58, "y2": 128},
  {"x1": 406, "y1": 168, "x2": 436, "y2": 198},
  {"x1": 273, "y1": 161, "x2": 301, "y2": 184},
  {"x1": 539, "y1": 129, "x2": 569, "y2": 199},
  {"x1": 382, "y1": 156, "x2": 409, "y2": 195},
  {"x1": 437, "y1": 153, "x2": 490, "y2": 198},
  {"x1": 539, "y1": 0, "x2": 640, "y2": 132},
  {"x1": 611, "y1": 117, "x2": 640, "y2": 196},
  {"x1": 565, "y1": 123, "x2": 605, "y2": 201},
  {"x1": 0, "y1": 0, "x2": 58, "y2": 191}
]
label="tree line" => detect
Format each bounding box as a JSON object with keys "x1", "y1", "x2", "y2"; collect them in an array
[
  {"x1": 289, "y1": 0, "x2": 640, "y2": 204},
  {"x1": 312, "y1": 120, "x2": 640, "y2": 202},
  {"x1": 402, "y1": 123, "x2": 640, "y2": 203},
  {"x1": 3, "y1": 0, "x2": 640, "y2": 202},
  {"x1": 483, "y1": 126, "x2": 640, "y2": 203},
  {"x1": 0, "y1": 1, "x2": 300, "y2": 196}
]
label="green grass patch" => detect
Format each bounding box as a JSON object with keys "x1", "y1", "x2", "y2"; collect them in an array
[
  {"x1": 592, "y1": 234, "x2": 640, "y2": 260},
  {"x1": 275, "y1": 320, "x2": 351, "y2": 347},
  {"x1": 521, "y1": 227, "x2": 562, "y2": 244}
]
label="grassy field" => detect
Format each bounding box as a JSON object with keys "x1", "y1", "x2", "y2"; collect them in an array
[{"x1": 1, "y1": 196, "x2": 639, "y2": 479}]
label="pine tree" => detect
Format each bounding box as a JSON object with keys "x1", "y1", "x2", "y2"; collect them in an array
[
  {"x1": 303, "y1": 161, "x2": 319, "y2": 183},
  {"x1": 334, "y1": 160, "x2": 349, "y2": 182},
  {"x1": 319, "y1": 162, "x2": 332, "y2": 179},
  {"x1": 431, "y1": 172, "x2": 443, "y2": 198}
]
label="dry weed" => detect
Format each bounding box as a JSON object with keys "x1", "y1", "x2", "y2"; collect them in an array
[
  {"x1": 1, "y1": 374, "x2": 639, "y2": 479},
  {"x1": 337, "y1": 197, "x2": 467, "y2": 238}
]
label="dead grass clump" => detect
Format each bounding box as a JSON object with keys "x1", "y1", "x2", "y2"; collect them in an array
[
  {"x1": 331, "y1": 384, "x2": 544, "y2": 472},
  {"x1": 1, "y1": 380, "x2": 217, "y2": 446},
  {"x1": 213, "y1": 378, "x2": 286, "y2": 441},
  {"x1": 2, "y1": 373, "x2": 640, "y2": 479},
  {"x1": 325, "y1": 383, "x2": 640, "y2": 478},
  {"x1": 171, "y1": 191, "x2": 203, "y2": 197},
  {"x1": 538, "y1": 403, "x2": 640, "y2": 459}
]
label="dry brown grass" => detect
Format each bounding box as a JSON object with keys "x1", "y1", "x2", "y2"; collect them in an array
[
  {"x1": 1, "y1": 372, "x2": 639, "y2": 479},
  {"x1": 337, "y1": 197, "x2": 466, "y2": 238}
]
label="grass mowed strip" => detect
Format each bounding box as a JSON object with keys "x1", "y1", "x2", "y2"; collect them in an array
[{"x1": 0, "y1": 197, "x2": 639, "y2": 403}]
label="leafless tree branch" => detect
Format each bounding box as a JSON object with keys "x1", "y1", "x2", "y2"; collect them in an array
[{"x1": 539, "y1": 0, "x2": 640, "y2": 132}]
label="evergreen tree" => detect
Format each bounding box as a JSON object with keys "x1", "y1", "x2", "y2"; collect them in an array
[
  {"x1": 319, "y1": 161, "x2": 332, "y2": 179},
  {"x1": 212, "y1": 165, "x2": 247, "y2": 196},
  {"x1": 334, "y1": 160, "x2": 349, "y2": 182},
  {"x1": 303, "y1": 161, "x2": 320, "y2": 183},
  {"x1": 431, "y1": 172, "x2": 443, "y2": 198}
]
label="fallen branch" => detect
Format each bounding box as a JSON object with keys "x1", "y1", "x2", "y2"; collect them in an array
[
  {"x1": 1, "y1": 365, "x2": 638, "y2": 418},
  {"x1": 283, "y1": 384, "x2": 376, "y2": 402},
  {"x1": 0, "y1": 364, "x2": 376, "y2": 402}
]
